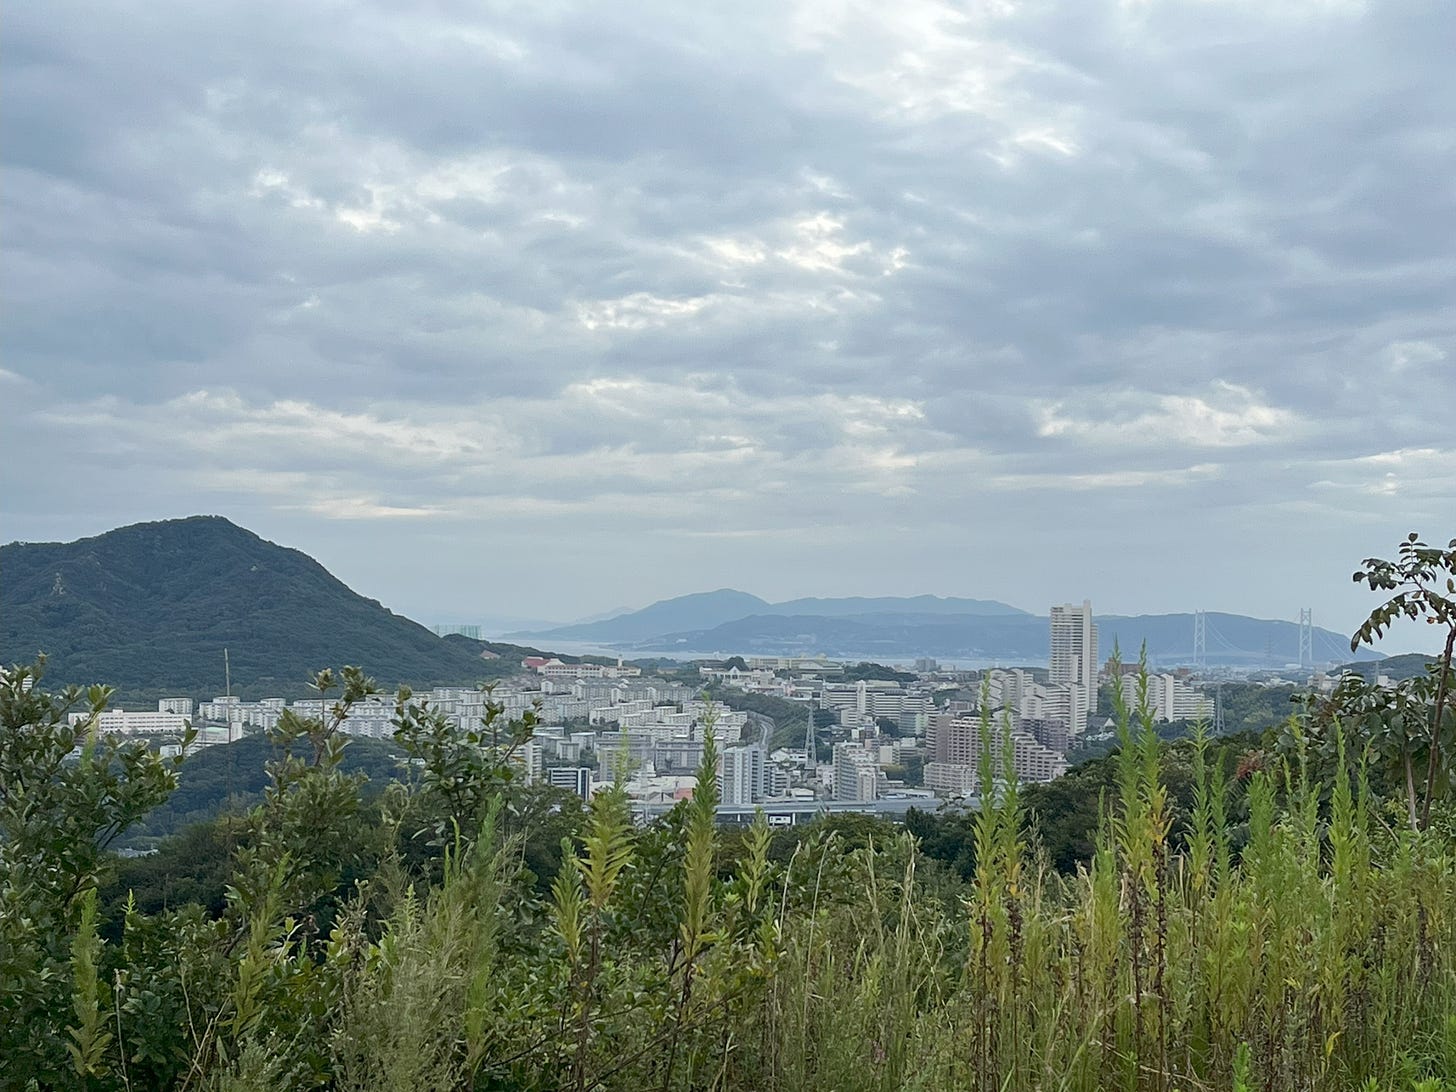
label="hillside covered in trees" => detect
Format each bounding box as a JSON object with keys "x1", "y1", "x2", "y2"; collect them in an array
[{"x1": 0, "y1": 516, "x2": 552, "y2": 701}]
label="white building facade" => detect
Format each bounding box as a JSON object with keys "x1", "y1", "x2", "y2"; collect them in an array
[{"x1": 1049, "y1": 600, "x2": 1098, "y2": 737}]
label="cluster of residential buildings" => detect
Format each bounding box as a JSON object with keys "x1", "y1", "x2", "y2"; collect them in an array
[
  {"x1": 76, "y1": 602, "x2": 1240, "y2": 818},
  {"x1": 704, "y1": 601, "x2": 1192, "y2": 801},
  {"x1": 69, "y1": 699, "x2": 239, "y2": 751}
]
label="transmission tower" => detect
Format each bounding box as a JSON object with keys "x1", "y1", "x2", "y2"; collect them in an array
[
  {"x1": 1298, "y1": 608, "x2": 1314, "y2": 668},
  {"x1": 1193, "y1": 611, "x2": 1207, "y2": 672},
  {"x1": 804, "y1": 696, "x2": 817, "y2": 772}
]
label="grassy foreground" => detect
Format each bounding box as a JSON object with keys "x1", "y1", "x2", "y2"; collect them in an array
[{"x1": 2, "y1": 664, "x2": 1453, "y2": 1092}]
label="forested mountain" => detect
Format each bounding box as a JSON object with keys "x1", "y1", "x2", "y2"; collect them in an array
[{"x1": 0, "y1": 516, "x2": 536, "y2": 700}]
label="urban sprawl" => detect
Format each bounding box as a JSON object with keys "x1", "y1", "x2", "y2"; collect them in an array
[{"x1": 77, "y1": 602, "x2": 1347, "y2": 824}]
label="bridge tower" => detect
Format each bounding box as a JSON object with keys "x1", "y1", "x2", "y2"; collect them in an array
[{"x1": 1298, "y1": 608, "x2": 1314, "y2": 668}]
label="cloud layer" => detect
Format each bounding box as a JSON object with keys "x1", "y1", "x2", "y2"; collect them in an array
[{"x1": 5, "y1": 0, "x2": 1453, "y2": 637}]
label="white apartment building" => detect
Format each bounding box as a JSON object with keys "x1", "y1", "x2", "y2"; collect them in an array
[
  {"x1": 979, "y1": 669, "x2": 1076, "y2": 752},
  {"x1": 822, "y1": 682, "x2": 932, "y2": 727},
  {"x1": 683, "y1": 699, "x2": 748, "y2": 728},
  {"x1": 509, "y1": 740, "x2": 544, "y2": 784},
  {"x1": 981, "y1": 668, "x2": 1035, "y2": 711},
  {"x1": 1050, "y1": 601, "x2": 1098, "y2": 690},
  {"x1": 833, "y1": 743, "x2": 880, "y2": 802},
  {"x1": 720, "y1": 743, "x2": 767, "y2": 805},
  {"x1": 1049, "y1": 601, "x2": 1098, "y2": 737},
  {"x1": 590, "y1": 699, "x2": 655, "y2": 725},
  {"x1": 336, "y1": 698, "x2": 396, "y2": 739},
  {"x1": 647, "y1": 684, "x2": 697, "y2": 705},
  {"x1": 926, "y1": 713, "x2": 1068, "y2": 785},
  {"x1": 766, "y1": 763, "x2": 793, "y2": 799},
  {"x1": 198, "y1": 695, "x2": 241, "y2": 722},
  {"x1": 1146, "y1": 674, "x2": 1210, "y2": 723},
  {"x1": 70, "y1": 709, "x2": 191, "y2": 735},
  {"x1": 529, "y1": 658, "x2": 642, "y2": 681}
]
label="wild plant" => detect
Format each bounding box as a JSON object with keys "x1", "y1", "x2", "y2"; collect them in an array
[{"x1": 326, "y1": 807, "x2": 516, "y2": 1091}]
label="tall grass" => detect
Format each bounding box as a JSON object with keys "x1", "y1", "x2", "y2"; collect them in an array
[
  {"x1": 738, "y1": 659, "x2": 1456, "y2": 1092},
  {"x1": 54, "y1": 674, "x2": 1456, "y2": 1090}
]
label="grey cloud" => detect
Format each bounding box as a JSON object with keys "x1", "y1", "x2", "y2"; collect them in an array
[{"x1": 5, "y1": 0, "x2": 1455, "y2": 630}]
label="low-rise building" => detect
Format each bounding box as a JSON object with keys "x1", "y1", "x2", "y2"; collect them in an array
[{"x1": 69, "y1": 708, "x2": 191, "y2": 735}]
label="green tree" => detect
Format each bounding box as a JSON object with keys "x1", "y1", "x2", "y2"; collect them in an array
[
  {"x1": 389, "y1": 681, "x2": 541, "y2": 864},
  {"x1": 842, "y1": 661, "x2": 916, "y2": 684},
  {"x1": 0, "y1": 659, "x2": 184, "y2": 1085},
  {"x1": 1342, "y1": 533, "x2": 1456, "y2": 829}
]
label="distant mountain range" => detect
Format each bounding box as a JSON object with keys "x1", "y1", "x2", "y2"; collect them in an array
[
  {"x1": 1, "y1": 518, "x2": 1387, "y2": 704},
  {"x1": 0, "y1": 517, "x2": 555, "y2": 701},
  {"x1": 515, "y1": 593, "x2": 1375, "y2": 668},
  {"x1": 514, "y1": 591, "x2": 1029, "y2": 644}
]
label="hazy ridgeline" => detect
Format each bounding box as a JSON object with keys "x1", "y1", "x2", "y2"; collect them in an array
[{"x1": 3, "y1": 537, "x2": 1455, "y2": 1091}]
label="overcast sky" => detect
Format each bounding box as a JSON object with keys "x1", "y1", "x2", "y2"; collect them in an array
[{"x1": 4, "y1": 0, "x2": 1453, "y2": 639}]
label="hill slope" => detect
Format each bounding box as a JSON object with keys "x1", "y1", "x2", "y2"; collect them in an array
[
  {"x1": 0, "y1": 516, "x2": 524, "y2": 699},
  {"x1": 118, "y1": 733, "x2": 410, "y2": 846}
]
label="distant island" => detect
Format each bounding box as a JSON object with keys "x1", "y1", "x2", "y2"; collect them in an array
[{"x1": 510, "y1": 590, "x2": 1371, "y2": 668}]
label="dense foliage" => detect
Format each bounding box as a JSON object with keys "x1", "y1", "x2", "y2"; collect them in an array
[
  {"x1": 114, "y1": 733, "x2": 411, "y2": 849},
  {"x1": 4, "y1": 534, "x2": 1456, "y2": 1091},
  {"x1": 840, "y1": 662, "x2": 918, "y2": 684}
]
